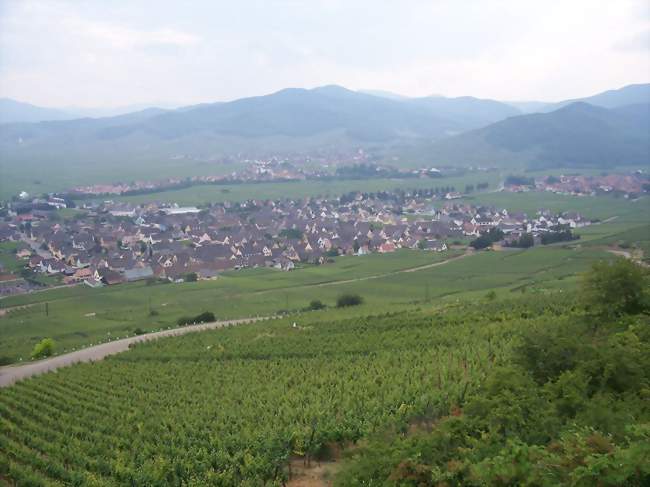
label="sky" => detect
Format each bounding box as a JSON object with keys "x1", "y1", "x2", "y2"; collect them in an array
[{"x1": 0, "y1": 0, "x2": 648, "y2": 108}]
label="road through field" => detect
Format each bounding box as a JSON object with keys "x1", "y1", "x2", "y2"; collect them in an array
[
  {"x1": 248, "y1": 250, "x2": 474, "y2": 295},
  {"x1": 0, "y1": 316, "x2": 270, "y2": 387}
]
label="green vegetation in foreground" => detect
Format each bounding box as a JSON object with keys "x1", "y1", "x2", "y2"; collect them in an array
[
  {"x1": 0, "y1": 241, "x2": 23, "y2": 274},
  {"x1": 337, "y1": 261, "x2": 650, "y2": 486},
  {"x1": 0, "y1": 246, "x2": 609, "y2": 361},
  {"x1": 1, "y1": 261, "x2": 648, "y2": 485}
]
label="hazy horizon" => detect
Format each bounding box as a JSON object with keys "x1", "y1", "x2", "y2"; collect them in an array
[{"x1": 1, "y1": 0, "x2": 649, "y2": 109}]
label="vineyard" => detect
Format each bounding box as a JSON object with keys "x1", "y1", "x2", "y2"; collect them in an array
[
  {"x1": 0, "y1": 294, "x2": 577, "y2": 486},
  {"x1": 2, "y1": 278, "x2": 649, "y2": 486}
]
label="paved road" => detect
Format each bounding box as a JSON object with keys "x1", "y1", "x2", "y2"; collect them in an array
[{"x1": 0, "y1": 316, "x2": 270, "y2": 387}]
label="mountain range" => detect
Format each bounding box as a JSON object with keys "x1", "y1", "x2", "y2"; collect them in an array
[
  {"x1": 405, "y1": 101, "x2": 649, "y2": 169},
  {"x1": 0, "y1": 83, "x2": 648, "y2": 175}
]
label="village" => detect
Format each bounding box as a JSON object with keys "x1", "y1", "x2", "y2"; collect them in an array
[
  {"x1": 504, "y1": 171, "x2": 648, "y2": 196},
  {"x1": 0, "y1": 187, "x2": 592, "y2": 296}
]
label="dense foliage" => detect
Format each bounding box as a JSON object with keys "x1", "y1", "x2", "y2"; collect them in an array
[
  {"x1": 336, "y1": 293, "x2": 364, "y2": 307},
  {"x1": 581, "y1": 258, "x2": 648, "y2": 318},
  {"x1": 504, "y1": 175, "x2": 535, "y2": 187},
  {"x1": 336, "y1": 263, "x2": 650, "y2": 486},
  {"x1": 541, "y1": 226, "x2": 579, "y2": 245},
  {"x1": 29, "y1": 338, "x2": 55, "y2": 360},
  {"x1": 505, "y1": 232, "x2": 534, "y2": 248},
  {"x1": 470, "y1": 228, "x2": 504, "y2": 250},
  {"x1": 176, "y1": 311, "x2": 216, "y2": 327}
]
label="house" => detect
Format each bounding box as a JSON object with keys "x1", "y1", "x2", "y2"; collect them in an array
[
  {"x1": 65, "y1": 267, "x2": 93, "y2": 283},
  {"x1": 378, "y1": 241, "x2": 397, "y2": 253},
  {"x1": 97, "y1": 268, "x2": 125, "y2": 285},
  {"x1": 422, "y1": 240, "x2": 447, "y2": 252},
  {"x1": 84, "y1": 277, "x2": 104, "y2": 288},
  {"x1": 124, "y1": 266, "x2": 154, "y2": 282},
  {"x1": 273, "y1": 258, "x2": 295, "y2": 271},
  {"x1": 197, "y1": 268, "x2": 220, "y2": 280}
]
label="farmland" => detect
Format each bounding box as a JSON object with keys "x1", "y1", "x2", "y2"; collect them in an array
[
  {"x1": 113, "y1": 172, "x2": 504, "y2": 206},
  {"x1": 0, "y1": 245, "x2": 611, "y2": 362},
  {"x1": 1, "y1": 288, "x2": 648, "y2": 485}
]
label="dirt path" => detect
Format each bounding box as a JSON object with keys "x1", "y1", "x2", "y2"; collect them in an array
[
  {"x1": 0, "y1": 316, "x2": 271, "y2": 387},
  {"x1": 249, "y1": 251, "x2": 474, "y2": 296},
  {"x1": 607, "y1": 248, "x2": 649, "y2": 267}
]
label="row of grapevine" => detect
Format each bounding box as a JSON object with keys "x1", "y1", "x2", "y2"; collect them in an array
[{"x1": 0, "y1": 294, "x2": 576, "y2": 485}]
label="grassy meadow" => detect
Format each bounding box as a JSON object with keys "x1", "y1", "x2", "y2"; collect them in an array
[{"x1": 0, "y1": 245, "x2": 611, "y2": 362}]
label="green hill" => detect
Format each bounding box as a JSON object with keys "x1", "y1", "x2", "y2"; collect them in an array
[{"x1": 403, "y1": 102, "x2": 650, "y2": 169}]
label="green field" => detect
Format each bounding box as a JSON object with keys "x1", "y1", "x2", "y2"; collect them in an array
[
  {"x1": 0, "y1": 242, "x2": 22, "y2": 274},
  {"x1": 0, "y1": 156, "x2": 246, "y2": 202},
  {"x1": 459, "y1": 192, "x2": 648, "y2": 220},
  {"x1": 1, "y1": 289, "x2": 647, "y2": 485},
  {"x1": 0, "y1": 245, "x2": 610, "y2": 362},
  {"x1": 113, "y1": 172, "x2": 503, "y2": 206}
]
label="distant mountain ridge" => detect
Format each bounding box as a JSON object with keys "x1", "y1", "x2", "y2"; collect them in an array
[
  {"x1": 0, "y1": 85, "x2": 519, "y2": 158},
  {"x1": 415, "y1": 101, "x2": 650, "y2": 169},
  {"x1": 505, "y1": 83, "x2": 650, "y2": 113},
  {"x1": 542, "y1": 83, "x2": 650, "y2": 112},
  {"x1": 0, "y1": 98, "x2": 74, "y2": 123},
  {"x1": 0, "y1": 83, "x2": 648, "y2": 174}
]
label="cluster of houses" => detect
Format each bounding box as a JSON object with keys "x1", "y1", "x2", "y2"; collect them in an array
[
  {"x1": 505, "y1": 172, "x2": 649, "y2": 197},
  {"x1": 0, "y1": 190, "x2": 591, "y2": 293}
]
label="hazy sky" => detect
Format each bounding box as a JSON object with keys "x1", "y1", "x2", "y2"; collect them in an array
[{"x1": 1, "y1": 0, "x2": 648, "y2": 108}]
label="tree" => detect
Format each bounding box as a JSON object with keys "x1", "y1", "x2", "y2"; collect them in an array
[
  {"x1": 470, "y1": 228, "x2": 504, "y2": 250},
  {"x1": 508, "y1": 233, "x2": 534, "y2": 248},
  {"x1": 581, "y1": 258, "x2": 648, "y2": 318},
  {"x1": 31, "y1": 338, "x2": 55, "y2": 359},
  {"x1": 307, "y1": 299, "x2": 326, "y2": 311},
  {"x1": 336, "y1": 293, "x2": 364, "y2": 308}
]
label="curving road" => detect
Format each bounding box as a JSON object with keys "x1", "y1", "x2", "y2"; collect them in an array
[{"x1": 0, "y1": 316, "x2": 271, "y2": 388}]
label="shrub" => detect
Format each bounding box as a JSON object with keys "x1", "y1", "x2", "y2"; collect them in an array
[
  {"x1": 581, "y1": 258, "x2": 648, "y2": 318},
  {"x1": 133, "y1": 328, "x2": 146, "y2": 335},
  {"x1": 194, "y1": 311, "x2": 216, "y2": 323},
  {"x1": 0, "y1": 356, "x2": 14, "y2": 366},
  {"x1": 336, "y1": 293, "x2": 364, "y2": 308},
  {"x1": 31, "y1": 338, "x2": 55, "y2": 360},
  {"x1": 184, "y1": 272, "x2": 198, "y2": 282},
  {"x1": 307, "y1": 299, "x2": 326, "y2": 311},
  {"x1": 177, "y1": 316, "x2": 193, "y2": 326},
  {"x1": 177, "y1": 311, "x2": 216, "y2": 327}
]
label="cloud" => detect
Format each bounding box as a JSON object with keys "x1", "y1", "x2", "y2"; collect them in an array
[
  {"x1": 63, "y1": 19, "x2": 200, "y2": 50},
  {"x1": 0, "y1": 0, "x2": 648, "y2": 107},
  {"x1": 614, "y1": 30, "x2": 650, "y2": 52}
]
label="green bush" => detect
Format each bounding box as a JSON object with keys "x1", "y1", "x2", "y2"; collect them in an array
[
  {"x1": 306, "y1": 299, "x2": 326, "y2": 311},
  {"x1": 336, "y1": 293, "x2": 364, "y2": 308},
  {"x1": 177, "y1": 311, "x2": 216, "y2": 326},
  {"x1": 184, "y1": 272, "x2": 198, "y2": 282},
  {"x1": 581, "y1": 258, "x2": 648, "y2": 318},
  {"x1": 31, "y1": 338, "x2": 55, "y2": 359},
  {"x1": 0, "y1": 356, "x2": 14, "y2": 366}
]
